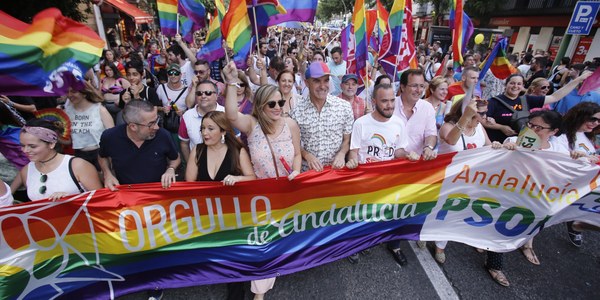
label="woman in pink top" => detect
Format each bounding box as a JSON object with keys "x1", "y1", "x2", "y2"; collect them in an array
[{"x1": 223, "y1": 61, "x2": 302, "y2": 300}]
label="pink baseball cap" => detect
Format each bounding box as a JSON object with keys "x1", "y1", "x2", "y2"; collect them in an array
[{"x1": 305, "y1": 62, "x2": 331, "y2": 79}]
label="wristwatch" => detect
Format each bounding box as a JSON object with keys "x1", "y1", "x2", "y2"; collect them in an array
[{"x1": 423, "y1": 145, "x2": 435, "y2": 151}]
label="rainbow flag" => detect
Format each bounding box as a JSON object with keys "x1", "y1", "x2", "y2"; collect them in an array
[
  {"x1": 376, "y1": 0, "x2": 389, "y2": 48},
  {"x1": 197, "y1": 0, "x2": 226, "y2": 62},
  {"x1": 478, "y1": 37, "x2": 518, "y2": 80},
  {"x1": 247, "y1": 0, "x2": 287, "y2": 36},
  {"x1": 222, "y1": 0, "x2": 253, "y2": 68},
  {"x1": 1, "y1": 149, "x2": 598, "y2": 298},
  {"x1": 0, "y1": 8, "x2": 104, "y2": 97},
  {"x1": 378, "y1": 0, "x2": 416, "y2": 81},
  {"x1": 366, "y1": 10, "x2": 378, "y2": 51},
  {"x1": 450, "y1": 0, "x2": 473, "y2": 69},
  {"x1": 267, "y1": 0, "x2": 317, "y2": 26},
  {"x1": 352, "y1": 0, "x2": 368, "y2": 79},
  {"x1": 157, "y1": 0, "x2": 178, "y2": 36},
  {"x1": 178, "y1": 0, "x2": 206, "y2": 28}
]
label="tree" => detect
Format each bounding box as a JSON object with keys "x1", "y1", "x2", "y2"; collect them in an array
[
  {"x1": 463, "y1": 0, "x2": 504, "y2": 26},
  {"x1": 0, "y1": 0, "x2": 92, "y2": 23},
  {"x1": 413, "y1": 0, "x2": 450, "y2": 26}
]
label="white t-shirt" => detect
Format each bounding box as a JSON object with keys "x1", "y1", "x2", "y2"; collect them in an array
[
  {"x1": 156, "y1": 83, "x2": 189, "y2": 111},
  {"x1": 0, "y1": 182, "x2": 13, "y2": 207},
  {"x1": 438, "y1": 123, "x2": 487, "y2": 154},
  {"x1": 554, "y1": 132, "x2": 595, "y2": 155},
  {"x1": 350, "y1": 113, "x2": 408, "y2": 163},
  {"x1": 180, "y1": 60, "x2": 194, "y2": 87}
]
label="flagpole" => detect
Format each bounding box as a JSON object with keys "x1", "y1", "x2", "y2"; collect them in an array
[
  {"x1": 176, "y1": 13, "x2": 180, "y2": 35},
  {"x1": 251, "y1": 3, "x2": 261, "y2": 60},
  {"x1": 278, "y1": 28, "x2": 284, "y2": 57},
  {"x1": 324, "y1": 31, "x2": 342, "y2": 50}
]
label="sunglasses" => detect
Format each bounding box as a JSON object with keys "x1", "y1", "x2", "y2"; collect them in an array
[
  {"x1": 39, "y1": 174, "x2": 47, "y2": 194},
  {"x1": 587, "y1": 117, "x2": 600, "y2": 123},
  {"x1": 196, "y1": 90, "x2": 216, "y2": 96},
  {"x1": 238, "y1": 82, "x2": 247, "y2": 87},
  {"x1": 167, "y1": 70, "x2": 181, "y2": 76},
  {"x1": 540, "y1": 85, "x2": 550, "y2": 90},
  {"x1": 266, "y1": 99, "x2": 286, "y2": 108},
  {"x1": 194, "y1": 70, "x2": 208, "y2": 75},
  {"x1": 477, "y1": 111, "x2": 488, "y2": 117}
]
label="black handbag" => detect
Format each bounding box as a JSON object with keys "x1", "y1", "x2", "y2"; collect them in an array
[{"x1": 161, "y1": 84, "x2": 187, "y2": 133}]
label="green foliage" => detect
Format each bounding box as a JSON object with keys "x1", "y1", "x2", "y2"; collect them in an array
[
  {"x1": 0, "y1": 0, "x2": 92, "y2": 23},
  {"x1": 464, "y1": 0, "x2": 503, "y2": 25},
  {"x1": 414, "y1": 0, "x2": 450, "y2": 25}
]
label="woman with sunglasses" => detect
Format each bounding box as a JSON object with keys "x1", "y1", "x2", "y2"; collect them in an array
[
  {"x1": 223, "y1": 61, "x2": 302, "y2": 300},
  {"x1": 482, "y1": 110, "x2": 568, "y2": 286},
  {"x1": 13, "y1": 119, "x2": 102, "y2": 201}
]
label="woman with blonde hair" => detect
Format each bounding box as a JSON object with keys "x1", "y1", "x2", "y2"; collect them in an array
[
  {"x1": 223, "y1": 61, "x2": 302, "y2": 300},
  {"x1": 225, "y1": 70, "x2": 253, "y2": 115},
  {"x1": 424, "y1": 76, "x2": 449, "y2": 128}
]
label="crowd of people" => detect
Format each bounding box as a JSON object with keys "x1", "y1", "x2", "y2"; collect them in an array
[{"x1": 1, "y1": 25, "x2": 600, "y2": 298}]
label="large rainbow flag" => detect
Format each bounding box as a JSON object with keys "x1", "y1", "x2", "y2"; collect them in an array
[
  {"x1": 450, "y1": 0, "x2": 474, "y2": 69},
  {"x1": 157, "y1": 0, "x2": 178, "y2": 36},
  {"x1": 378, "y1": 0, "x2": 416, "y2": 81},
  {"x1": 197, "y1": 0, "x2": 226, "y2": 62},
  {"x1": 267, "y1": 0, "x2": 318, "y2": 26},
  {"x1": 0, "y1": 8, "x2": 104, "y2": 96},
  {"x1": 247, "y1": 0, "x2": 287, "y2": 36},
  {"x1": 478, "y1": 37, "x2": 518, "y2": 80},
  {"x1": 177, "y1": 0, "x2": 206, "y2": 28},
  {"x1": 222, "y1": 0, "x2": 253, "y2": 69},
  {"x1": 1, "y1": 148, "x2": 599, "y2": 299}
]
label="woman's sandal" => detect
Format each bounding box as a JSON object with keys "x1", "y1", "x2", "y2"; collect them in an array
[
  {"x1": 487, "y1": 268, "x2": 510, "y2": 287},
  {"x1": 520, "y1": 246, "x2": 540, "y2": 265}
]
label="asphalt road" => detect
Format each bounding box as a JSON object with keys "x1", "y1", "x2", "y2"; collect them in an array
[{"x1": 119, "y1": 224, "x2": 600, "y2": 300}]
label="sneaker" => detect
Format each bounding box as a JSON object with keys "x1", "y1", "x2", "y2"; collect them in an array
[
  {"x1": 148, "y1": 289, "x2": 164, "y2": 300},
  {"x1": 347, "y1": 253, "x2": 360, "y2": 264},
  {"x1": 416, "y1": 241, "x2": 426, "y2": 249},
  {"x1": 566, "y1": 221, "x2": 583, "y2": 247}
]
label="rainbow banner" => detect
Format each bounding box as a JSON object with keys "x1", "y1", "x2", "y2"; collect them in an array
[
  {"x1": 1, "y1": 148, "x2": 599, "y2": 299},
  {"x1": 157, "y1": 0, "x2": 178, "y2": 36},
  {"x1": 267, "y1": 0, "x2": 317, "y2": 26},
  {"x1": 197, "y1": 0, "x2": 226, "y2": 62},
  {"x1": 0, "y1": 8, "x2": 104, "y2": 97},
  {"x1": 478, "y1": 37, "x2": 518, "y2": 80}
]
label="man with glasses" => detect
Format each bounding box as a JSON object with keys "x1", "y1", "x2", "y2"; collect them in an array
[
  {"x1": 178, "y1": 80, "x2": 225, "y2": 163},
  {"x1": 388, "y1": 68, "x2": 438, "y2": 267},
  {"x1": 99, "y1": 100, "x2": 180, "y2": 192},
  {"x1": 185, "y1": 60, "x2": 225, "y2": 109},
  {"x1": 290, "y1": 62, "x2": 354, "y2": 172},
  {"x1": 157, "y1": 63, "x2": 189, "y2": 117}
]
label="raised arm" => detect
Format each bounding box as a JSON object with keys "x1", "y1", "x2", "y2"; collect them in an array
[
  {"x1": 223, "y1": 61, "x2": 255, "y2": 134},
  {"x1": 175, "y1": 34, "x2": 197, "y2": 64},
  {"x1": 544, "y1": 71, "x2": 592, "y2": 105}
]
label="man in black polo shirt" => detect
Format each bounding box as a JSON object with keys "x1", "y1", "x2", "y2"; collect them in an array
[{"x1": 99, "y1": 100, "x2": 180, "y2": 191}]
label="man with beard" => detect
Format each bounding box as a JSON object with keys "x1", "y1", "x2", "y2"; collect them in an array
[{"x1": 99, "y1": 100, "x2": 180, "y2": 191}]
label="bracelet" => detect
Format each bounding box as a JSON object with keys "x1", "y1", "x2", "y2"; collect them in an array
[
  {"x1": 7, "y1": 100, "x2": 14, "y2": 107},
  {"x1": 226, "y1": 82, "x2": 241, "y2": 88},
  {"x1": 455, "y1": 123, "x2": 465, "y2": 132},
  {"x1": 167, "y1": 167, "x2": 175, "y2": 172}
]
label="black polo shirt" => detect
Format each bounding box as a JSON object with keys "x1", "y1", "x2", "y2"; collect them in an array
[
  {"x1": 99, "y1": 124, "x2": 178, "y2": 184},
  {"x1": 486, "y1": 94, "x2": 545, "y2": 142}
]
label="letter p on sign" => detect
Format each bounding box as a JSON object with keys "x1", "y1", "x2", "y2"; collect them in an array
[{"x1": 567, "y1": 1, "x2": 600, "y2": 35}]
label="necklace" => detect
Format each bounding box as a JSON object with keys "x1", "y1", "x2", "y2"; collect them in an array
[{"x1": 40, "y1": 152, "x2": 58, "y2": 164}]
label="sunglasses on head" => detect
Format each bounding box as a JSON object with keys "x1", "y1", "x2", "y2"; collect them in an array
[
  {"x1": 196, "y1": 90, "x2": 216, "y2": 96},
  {"x1": 266, "y1": 99, "x2": 286, "y2": 108},
  {"x1": 167, "y1": 70, "x2": 180, "y2": 76},
  {"x1": 39, "y1": 174, "x2": 47, "y2": 194}
]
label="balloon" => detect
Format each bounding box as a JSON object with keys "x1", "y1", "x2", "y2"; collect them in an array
[{"x1": 474, "y1": 34, "x2": 484, "y2": 45}]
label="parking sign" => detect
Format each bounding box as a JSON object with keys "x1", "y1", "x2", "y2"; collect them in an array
[{"x1": 567, "y1": 1, "x2": 600, "y2": 35}]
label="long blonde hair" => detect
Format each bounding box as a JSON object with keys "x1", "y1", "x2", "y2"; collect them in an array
[{"x1": 251, "y1": 85, "x2": 283, "y2": 135}]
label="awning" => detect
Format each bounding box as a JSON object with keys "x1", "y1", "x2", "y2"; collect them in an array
[{"x1": 105, "y1": 0, "x2": 154, "y2": 24}]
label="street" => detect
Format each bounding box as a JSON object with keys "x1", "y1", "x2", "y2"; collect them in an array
[{"x1": 120, "y1": 224, "x2": 600, "y2": 300}]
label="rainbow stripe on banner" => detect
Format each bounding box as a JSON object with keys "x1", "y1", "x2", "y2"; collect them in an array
[
  {"x1": 267, "y1": 0, "x2": 317, "y2": 26},
  {"x1": 197, "y1": 0, "x2": 226, "y2": 62},
  {"x1": 0, "y1": 8, "x2": 104, "y2": 96},
  {"x1": 1, "y1": 149, "x2": 599, "y2": 299},
  {"x1": 157, "y1": 0, "x2": 178, "y2": 36}
]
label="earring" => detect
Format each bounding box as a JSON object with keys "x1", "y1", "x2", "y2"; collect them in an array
[{"x1": 221, "y1": 134, "x2": 225, "y2": 144}]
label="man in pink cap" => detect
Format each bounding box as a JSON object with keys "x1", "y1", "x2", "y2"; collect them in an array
[{"x1": 290, "y1": 62, "x2": 354, "y2": 172}]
